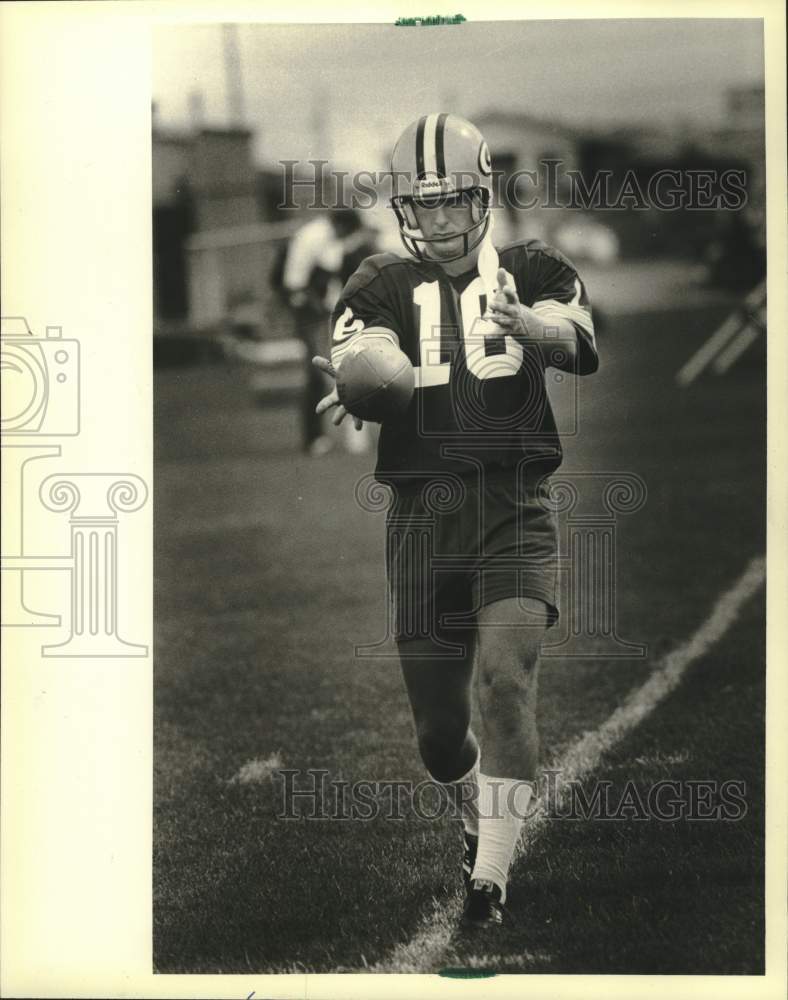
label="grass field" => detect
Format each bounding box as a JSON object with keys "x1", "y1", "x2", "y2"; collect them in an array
[{"x1": 153, "y1": 294, "x2": 765, "y2": 974}]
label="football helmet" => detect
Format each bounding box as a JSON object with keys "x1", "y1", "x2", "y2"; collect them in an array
[{"x1": 389, "y1": 113, "x2": 493, "y2": 262}]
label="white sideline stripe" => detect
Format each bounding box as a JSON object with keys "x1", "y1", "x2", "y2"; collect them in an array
[
  {"x1": 713, "y1": 322, "x2": 762, "y2": 375},
  {"x1": 676, "y1": 278, "x2": 766, "y2": 387},
  {"x1": 228, "y1": 753, "x2": 284, "y2": 785},
  {"x1": 449, "y1": 950, "x2": 553, "y2": 969},
  {"x1": 361, "y1": 554, "x2": 765, "y2": 974},
  {"x1": 676, "y1": 311, "x2": 746, "y2": 387}
]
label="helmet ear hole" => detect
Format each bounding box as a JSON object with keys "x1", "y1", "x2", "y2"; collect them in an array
[
  {"x1": 402, "y1": 200, "x2": 419, "y2": 230},
  {"x1": 391, "y1": 197, "x2": 420, "y2": 232},
  {"x1": 469, "y1": 188, "x2": 488, "y2": 224}
]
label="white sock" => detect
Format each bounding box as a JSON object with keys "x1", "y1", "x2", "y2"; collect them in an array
[
  {"x1": 471, "y1": 774, "x2": 534, "y2": 902},
  {"x1": 442, "y1": 752, "x2": 480, "y2": 837}
]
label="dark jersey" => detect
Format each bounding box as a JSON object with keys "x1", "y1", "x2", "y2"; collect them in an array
[{"x1": 329, "y1": 238, "x2": 597, "y2": 484}]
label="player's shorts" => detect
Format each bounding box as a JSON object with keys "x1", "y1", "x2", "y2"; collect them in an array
[{"x1": 385, "y1": 469, "x2": 559, "y2": 645}]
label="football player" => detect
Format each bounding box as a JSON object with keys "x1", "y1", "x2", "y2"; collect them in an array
[{"x1": 313, "y1": 114, "x2": 598, "y2": 929}]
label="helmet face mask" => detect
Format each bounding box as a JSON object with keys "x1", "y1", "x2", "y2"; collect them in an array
[
  {"x1": 389, "y1": 113, "x2": 493, "y2": 264},
  {"x1": 391, "y1": 186, "x2": 491, "y2": 262}
]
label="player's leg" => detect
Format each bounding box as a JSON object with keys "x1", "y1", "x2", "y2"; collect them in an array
[
  {"x1": 303, "y1": 362, "x2": 321, "y2": 448},
  {"x1": 398, "y1": 632, "x2": 482, "y2": 886},
  {"x1": 475, "y1": 596, "x2": 548, "y2": 779},
  {"x1": 464, "y1": 596, "x2": 549, "y2": 923},
  {"x1": 473, "y1": 471, "x2": 558, "y2": 781},
  {"x1": 388, "y1": 483, "x2": 483, "y2": 884},
  {"x1": 462, "y1": 473, "x2": 559, "y2": 925},
  {"x1": 299, "y1": 313, "x2": 331, "y2": 453},
  {"x1": 398, "y1": 634, "x2": 478, "y2": 783},
  {"x1": 388, "y1": 485, "x2": 478, "y2": 782}
]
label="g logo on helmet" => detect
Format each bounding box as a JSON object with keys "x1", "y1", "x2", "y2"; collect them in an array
[{"x1": 478, "y1": 141, "x2": 492, "y2": 177}]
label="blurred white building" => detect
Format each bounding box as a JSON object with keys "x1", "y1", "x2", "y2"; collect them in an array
[{"x1": 474, "y1": 109, "x2": 582, "y2": 245}]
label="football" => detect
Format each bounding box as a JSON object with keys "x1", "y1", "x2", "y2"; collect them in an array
[{"x1": 336, "y1": 338, "x2": 415, "y2": 422}]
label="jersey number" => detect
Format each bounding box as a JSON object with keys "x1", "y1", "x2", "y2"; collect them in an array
[
  {"x1": 333, "y1": 305, "x2": 365, "y2": 343},
  {"x1": 413, "y1": 275, "x2": 523, "y2": 388}
]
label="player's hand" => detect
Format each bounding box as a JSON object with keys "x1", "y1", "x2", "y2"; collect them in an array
[
  {"x1": 312, "y1": 356, "x2": 364, "y2": 430},
  {"x1": 484, "y1": 267, "x2": 534, "y2": 337}
]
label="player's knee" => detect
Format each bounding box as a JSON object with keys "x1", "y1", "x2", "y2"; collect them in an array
[
  {"x1": 477, "y1": 636, "x2": 540, "y2": 705},
  {"x1": 477, "y1": 597, "x2": 550, "y2": 660},
  {"x1": 476, "y1": 624, "x2": 542, "y2": 681},
  {"x1": 478, "y1": 668, "x2": 529, "y2": 709}
]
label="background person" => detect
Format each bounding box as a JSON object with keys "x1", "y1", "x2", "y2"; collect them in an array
[{"x1": 282, "y1": 208, "x2": 375, "y2": 454}]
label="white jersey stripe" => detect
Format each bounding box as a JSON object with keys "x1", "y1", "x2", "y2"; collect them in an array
[
  {"x1": 532, "y1": 304, "x2": 593, "y2": 327},
  {"x1": 532, "y1": 297, "x2": 590, "y2": 315},
  {"x1": 330, "y1": 330, "x2": 399, "y2": 369},
  {"x1": 533, "y1": 299, "x2": 594, "y2": 329}
]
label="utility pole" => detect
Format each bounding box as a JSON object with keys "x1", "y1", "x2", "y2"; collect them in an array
[
  {"x1": 222, "y1": 23, "x2": 245, "y2": 126},
  {"x1": 310, "y1": 83, "x2": 329, "y2": 157}
]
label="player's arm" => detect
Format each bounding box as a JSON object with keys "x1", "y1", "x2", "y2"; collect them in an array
[
  {"x1": 313, "y1": 319, "x2": 401, "y2": 428},
  {"x1": 487, "y1": 259, "x2": 598, "y2": 375},
  {"x1": 313, "y1": 262, "x2": 402, "y2": 427}
]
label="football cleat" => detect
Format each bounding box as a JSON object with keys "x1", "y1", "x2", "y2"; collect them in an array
[
  {"x1": 462, "y1": 830, "x2": 478, "y2": 890},
  {"x1": 461, "y1": 879, "x2": 506, "y2": 929}
]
